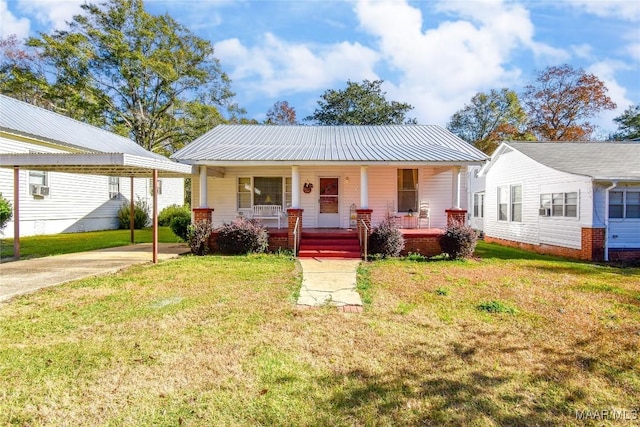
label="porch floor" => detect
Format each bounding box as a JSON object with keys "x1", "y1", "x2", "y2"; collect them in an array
[{"x1": 267, "y1": 228, "x2": 445, "y2": 236}]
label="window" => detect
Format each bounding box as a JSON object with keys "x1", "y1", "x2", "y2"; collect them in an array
[
  {"x1": 627, "y1": 192, "x2": 640, "y2": 218},
  {"x1": 498, "y1": 186, "x2": 508, "y2": 221},
  {"x1": 473, "y1": 192, "x2": 485, "y2": 218},
  {"x1": 511, "y1": 185, "x2": 522, "y2": 222},
  {"x1": 238, "y1": 177, "x2": 287, "y2": 209},
  {"x1": 149, "y1": 178, "x2": 163, "y2": 195},
  {"x1": 540, "y1": 192, "x2": 578, "y2": 218},
  {"x1": 238, "y1": 177, "x2": 251, "y2": 209},
  {"x1": 109, "y1": 177, "x2": 120, "y2": 199},
  {"x1": 609, "y1": 190, "x2": 640, "y2": 219},
  {"x1": 28, "y1": 170, "x2": 48, "y2": 196},
  {"x1": 397, "y1": 169, "x2": 418, "y2": 212}
]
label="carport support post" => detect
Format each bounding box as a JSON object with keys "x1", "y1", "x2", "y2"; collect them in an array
[
  {"x1": 13, "y1": 166, "x2": 20, "y2": 260},
  {"x1": 130, "y1": 176, "x2": 135, "y2": 243},
  {"x1": 152, "y1": 169, "x2": 158, "y2": 264}
]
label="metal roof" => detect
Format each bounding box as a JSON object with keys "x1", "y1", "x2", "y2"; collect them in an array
[
  {"x1": 172, "y1": 125, "x2": 488, "y2": 165},
  {"x1": 0, "y1": 94, "x2": 192, "y2": 177},
  {"x1": 504, "y1": 142, "x2": 640, "y2": 180}
]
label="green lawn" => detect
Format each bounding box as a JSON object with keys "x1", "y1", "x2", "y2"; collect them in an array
[
  {"x1": 0, "y1": 227, "x2": 181, "y2": 261},
  {"x1": 1, "y1": 243, "x2": 638, "y2": 426}
]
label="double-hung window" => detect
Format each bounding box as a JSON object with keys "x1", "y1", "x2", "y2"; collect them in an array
[
  {"x1": 473, "y1": 192, "x2": 485, "y2": 218},
  {"x1": 109, "y1": 177, "x2": 120, "y2": 199},
  {"x1": 610, "y1": 190, "x2": 640, "y2": 219},
  {"x1": 397, "y1": 169, "x2": 418, "y2": 212},
  {"x1": 498, "y1": 185, "x2": 521, "y2": 222},
  {"x1": 540, "y1": 192, "x2": 578, "y2": 217}
]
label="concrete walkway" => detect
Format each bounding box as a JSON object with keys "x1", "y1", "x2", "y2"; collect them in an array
[
  {"x1": 0, "y1": 243, "x2": 189, "y2": 303},
  {"x1": 297, "y1": 258, "x2": 363, "y2": 312}
]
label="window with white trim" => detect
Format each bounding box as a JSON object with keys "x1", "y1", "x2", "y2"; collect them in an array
[
  {"x1": 539, "y1": 192, "x2": 578, "y2": 218},
  {"x1": 238, "y1": 177, "x2": 289, "y2": 210},
  {"x1": 149, "y1": 178, "x2": 163, "y2": 195},
  {"x1": 109, "y1": 177, "x2": 120, "y2": 199},
  {"x1": 397, "y1": 169, "x2": 418, "y2": 212},
  {"x1": 511, "y1": 185, "x2": 522, "y2": 222},
  {"x1": 498, "y1": 185, "x2": 521, "y2": 222},
  {"x1": 473, "y1": 192, "x2": 485, "y2": 218},
  {"x1": 28, "y1": 170, "x2": 48, "y2": 196},
  {"x1": 610, "y1": 190, "x2": 640, "y2": 219}
]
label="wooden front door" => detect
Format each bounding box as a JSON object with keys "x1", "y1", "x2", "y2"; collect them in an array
[{"x1": 318, "y1": 177, "x2": 340, "y2": 227}]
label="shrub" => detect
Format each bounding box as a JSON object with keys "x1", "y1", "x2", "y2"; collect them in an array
[
  {"x1": 216, "y1": 218, "x2": 269, "y2": 255},
  {"x1": 169, "y1": 212, "x2": 191, "y2": 241},
  {"x1": 368, "y1": 218, "x2": 405, "y2": 258},
  {"x1": 158, "y1": 204, "x2": 190, "y2": 226},
  {"x1": 117, "y1": 198, "x2": 150, "y2": 229},
  {"x1": 477, "y1": 300, "x2": 518, "y2": 314},
  {"x1": 435, "y1": 287, "x2": 449, "y2": 296},
  {"x1": 0, "y1": 193, "x2": 12, "y2": 231},
  {"x1": 188, "y1": 220, "x2": 212, "y2": 256},
  {"x1": 439, "y1": 222, "x2": 478, "y2": 260}
]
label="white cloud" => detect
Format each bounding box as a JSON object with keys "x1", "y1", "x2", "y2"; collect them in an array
[
  {"x1": 566, "y1": 0, "x2": 640, "y2": 22},
  {"x1": 353, "y1": 0, "x2": 566, "y2": 125},
  {"x1": 0, "y1": 0, "x2": 30, "y2": 39},
  {"x1": 216, "y1": 33, "x2": 379, "y2": 98},
  {"x1": 16, "y1": 0, "x2": 83, "y2": 32},
  {"x1": 586, "y1": 60, "x2": 635, "y2": 134}
]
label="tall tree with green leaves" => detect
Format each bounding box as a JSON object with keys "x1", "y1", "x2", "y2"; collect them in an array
[
  {"x1": 447, "y1": 88, "x2": 532, "y2": 154},
  {"x1": 24, "y1": 0, "x2": 238, "y2": 154},
  {"x1": 611, "y1": 104, "x2": 640, "y2": 140},
  {"x1": 305, "y1": 79, "x2": 416, "y2": 125},
  {"x1": 522, "y1": 64, "x2": 616, "y2": 141}
]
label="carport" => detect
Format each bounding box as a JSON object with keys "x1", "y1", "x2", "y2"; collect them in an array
[{"x1": 0, "y1": 152, "x2": 193, "y2": 262}]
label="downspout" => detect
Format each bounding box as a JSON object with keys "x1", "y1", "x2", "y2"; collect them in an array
[{"x1": 603, "y1": 180, "x2": 618, "y2": 262}]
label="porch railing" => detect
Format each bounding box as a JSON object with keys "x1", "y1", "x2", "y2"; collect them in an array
[{"x1": 293, "y1": 216, "x2": 301, "y2": 256}]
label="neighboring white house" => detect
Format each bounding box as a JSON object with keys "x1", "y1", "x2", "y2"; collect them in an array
[
  {"x1": 471, "y1": 142, "x2": 640, "y2": 261},
  {"x1": 172, "y1": 125, "x2": 488, "y2": 232},
  {"x1": 0, "y1": 94, "x2": 186, "y2": 239}
]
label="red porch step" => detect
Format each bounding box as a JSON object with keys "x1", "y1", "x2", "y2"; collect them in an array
[{"x1": 298, "y1": 231, "x2": 361, "y2": 259}]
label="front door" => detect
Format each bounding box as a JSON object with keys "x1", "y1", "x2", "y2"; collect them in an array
[{"x1": 318, "y1": 177, "x2": 340, "y2": 227}]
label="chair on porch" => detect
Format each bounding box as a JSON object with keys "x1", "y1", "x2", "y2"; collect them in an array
[
  {"x1": 417, "y1": 200, "x2": 430, "y2": 229},
  {"x1": 386, "y1": 200, "x2": 400, "y2": 226}
]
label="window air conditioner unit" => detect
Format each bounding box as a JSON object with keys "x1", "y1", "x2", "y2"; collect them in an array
[
  {"x1": 31, "y1": 185, "x2": 50, "y2": 196},
  {"x1": 539, "y1": 208, "x2": 550, "y2": 216}
]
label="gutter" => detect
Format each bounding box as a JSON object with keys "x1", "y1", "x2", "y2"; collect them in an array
[{"x1": 603, "y1": 180, "x2": 619, "y2": 262}]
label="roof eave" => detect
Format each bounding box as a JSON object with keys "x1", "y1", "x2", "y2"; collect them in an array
[{"x1": 178, "y1": 159, "x2": 487, "y2": 167}]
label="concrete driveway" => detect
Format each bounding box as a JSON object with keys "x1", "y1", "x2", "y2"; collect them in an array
[{"x1": 0, "y1": 243, "x2": 190, "y2": 303}]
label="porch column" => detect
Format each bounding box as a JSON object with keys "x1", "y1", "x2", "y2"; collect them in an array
[
  {"x1": 291, "y1": 165, "x2": 300, "y2": 208},
  {"x1": 452, "y1": 166, "x2": 461, "y2": 209},
  {"x1": 199, "y1": 165, "x2": 208, "y2": 208},
  {"x1": 13, "y1": 166, "x2": 20, "y2": 260},
  {"x1": 130, "y1": 176, "x2": 135, "y2": 243},
  {"x1": 287, "y1": 208, "x2": 303, "y2": 253},
  {"x1": 360, "y1": 165, "x2": 369, "y2": 209}
]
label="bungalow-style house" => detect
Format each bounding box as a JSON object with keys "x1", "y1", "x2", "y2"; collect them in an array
[
  {"x1": 0, "y1": 94, "x2": 187, "y2": 240},
  {"x1": 172, "y1": 125, "x2": 488, "y2": 257},
  {"x1": 471, "y1": 142, "x2": 640, "y2": 261}
]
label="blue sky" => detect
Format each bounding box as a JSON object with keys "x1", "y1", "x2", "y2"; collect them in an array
[{"x1": 2, "y1": 0, "x2": 639, "y2": 136}]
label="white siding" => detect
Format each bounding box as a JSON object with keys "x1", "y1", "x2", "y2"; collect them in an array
[
  {"x1": 194, "y1": 165, "x2": 461, "y2": 229},
  {"x1": 599, "y1": 183, "x2": 640, "y2": 249},
  {"x1": 484, "y1": 148, "x2": 592, "y2": 249},
  {"x1": 0, "y1": 136, "x2": 184, "y2": 238}
]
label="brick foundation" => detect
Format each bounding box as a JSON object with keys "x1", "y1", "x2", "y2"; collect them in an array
[
  {"x1": 485, "y1": 227, "x2": 606, "y2": 261},
  {"x1": 207, "y1": 230, "x2": 289, "y2": 254},
  {"x1": 608, "y1": 249, "x2": 640, "y2": 262},
  {"x1": 446, "y1": 209, "x2": 467, "y2": 227},
  {"x1": 192, "y1": 208, "x2": 213, "y2": 223},
  {"x1": 401, "y1": 231, "x2": 443, "y2": 257}
]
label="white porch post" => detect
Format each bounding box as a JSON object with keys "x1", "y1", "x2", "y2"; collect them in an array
[
  {"x1": 360, "y1": 165, "x2": 369, "y2": 209},
  {"x1": 199, "y1": 165, "x2": 208, "y2": 208},
  {"x1": 152, "y1": 169, "x2": 158, "y2": 264},
  {"x1": 291, "y1": 165, "x2": 300, "y2": 208},
  {"x1": 452, "y1": 166, "x2": 461, "y2": 209}
]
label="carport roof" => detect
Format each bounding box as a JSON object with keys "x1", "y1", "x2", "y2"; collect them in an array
[{"x1": 0, "y1": 94, "x2": 192, "y2": 177}]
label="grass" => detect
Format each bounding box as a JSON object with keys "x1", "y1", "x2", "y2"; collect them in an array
[
  {"x1": 1, "y1": 242, "x2": 639, "y2": 425},
  {"x1": 0, "y1": 227, "x2": 181, "y2": 261}
]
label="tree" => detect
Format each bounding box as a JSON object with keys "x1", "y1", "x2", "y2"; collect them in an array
[
  {"x1": 612, "y1": 104, "x2": 640, "y2": 140},
  {"x1": 522, "y1": 64, "x2": 616, "y2": 141},
  {"x1": 26, "y1": 0, "x2": 237, "y2": 154},
  {"x1": 265, "y1": 100, "x2": 298, "y2": 125},
  {"x1": 447, "y1": 89, "x2": 533, "y2": 154},
  {"x1": 305, "y1": 79, "x2": 415, "y2": 125},
  {"x1": 0, "y1": 35, "x2": 49, "y2": 108}
]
